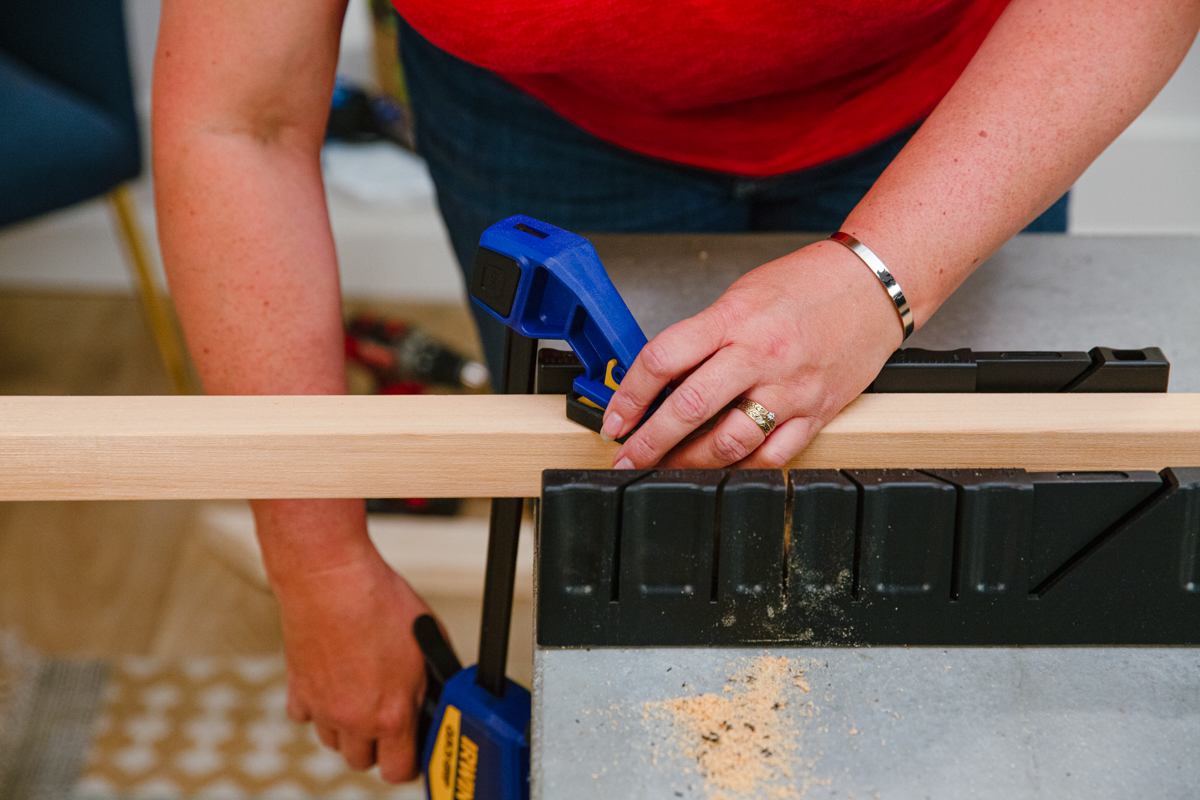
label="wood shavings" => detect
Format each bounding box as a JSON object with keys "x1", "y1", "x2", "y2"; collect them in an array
[{"x1": 646, "y1": 655, "x2": 817, "y2": 799}]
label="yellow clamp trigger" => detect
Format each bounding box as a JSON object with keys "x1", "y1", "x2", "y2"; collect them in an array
[
  {"x1": 577, "y1": 359, "x2": 622, "y2": 409},
  {"x1": 603, "y1": 358, "x2": 622, "y2": 391}
]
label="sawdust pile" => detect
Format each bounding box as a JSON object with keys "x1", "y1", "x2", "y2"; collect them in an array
[{"x1": 647, "y1": 655, "x2": 813, "y2": 799}]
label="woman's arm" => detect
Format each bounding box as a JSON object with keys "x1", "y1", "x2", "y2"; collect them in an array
[
  {"x1": 604, "y1": 0, "x2": 1200, "y2": 469},
  {"x1": 153, "y1": 0, "x2": 430, "y2": 781}
]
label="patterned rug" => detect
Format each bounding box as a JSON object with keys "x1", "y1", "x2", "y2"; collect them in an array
[
  {"x1": 0, "y1": 634, "x2": 423, "y2": 800},
  {"x1": 0, "y1": 631, "x2": 107, "y2": 799}
]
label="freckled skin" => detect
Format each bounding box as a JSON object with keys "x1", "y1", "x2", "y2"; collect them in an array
[{"x1": 152, "y1": 0, "x2": 1200, "y2": 781}]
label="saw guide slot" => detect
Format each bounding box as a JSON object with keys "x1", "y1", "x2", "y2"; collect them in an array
[{"x1": 538, "y1": 467, "x2": 1200, "y2": 647}]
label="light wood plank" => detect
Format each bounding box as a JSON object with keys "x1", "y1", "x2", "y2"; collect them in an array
[{"x1": 2, "y1": 393, "x2": 1199, "y2": 500}]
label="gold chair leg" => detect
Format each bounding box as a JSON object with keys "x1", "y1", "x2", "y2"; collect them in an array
[{"x1": 108, "y1": 185, "x2": 194, "y2": 395}]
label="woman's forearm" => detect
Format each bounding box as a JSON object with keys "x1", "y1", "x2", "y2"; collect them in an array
[
  {"x1": 153, "y1": 132, "x2": 373, "y2": 578},
  {"x1": 152, "y1": 5, "x2": 435, "y2": 779},
  {"x1": 153, "y1": 0, "x2": 348, "y2": 398},
  {"x1": 844, "y1": 0, "x2": 1200, "y2": 326},
  {"x1": 153, "y1": 0, "x2": 370, "y2": 576},
  {"x1": 153, "y1": 132, "x2": 346, "y2": 397}
]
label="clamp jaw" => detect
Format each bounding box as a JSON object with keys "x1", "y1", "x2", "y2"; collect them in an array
[{"x1": 470, "y1": 215, "x2": 648, "y2": 412}]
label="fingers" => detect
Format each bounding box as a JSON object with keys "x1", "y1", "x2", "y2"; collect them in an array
[
  {"x1": 287, "y1": 694, "x2": 312, "y2": 724},
  {"x1": 659, "y1": 403, "x2": 766, "y2": 469},
  {"x1": 324, "y1": 702, "x2": 420, "y2": 781},
  {"x1": 602, "y1": 312, "x2": 728, "y2": 440},
  {"x1": 341, "y1": 734, "x2": 379, "y2": 772},
  {"x1": 313, "y1": 716, "x2": 414, "y2": 778},
  {"x1": 377, "y1": 720, "x2": 421, "y2": 784},
  {"x1": 294, "y1": 692, "x2": 376, "y2": 771},
  {"x1": 660, "y1": 388, "x2": 794, "y2": 469},
  {"x1": 315, "y1": 722, "x2": 340, "y2": 751},
  {"x1": 376, "y1": 666, "x2": 424, "y2": 783},
  {"x1": 739, "y1": 415, "x2": 823, "y2": 469},
  {"x1": 660, "y1": 394, "x2": 829, "y2": 470},
  {"x1": 611, "y1": 348, "x2": 752, "y2": 469}
]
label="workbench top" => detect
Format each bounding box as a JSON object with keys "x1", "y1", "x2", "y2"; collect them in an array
[
  {"x1": 593, "y1": 233, "x2": 1200, "y2": 391},
  {"x1": 533, "y1": 233, "x2": 1200, "y2": 800},
  {"x1": 535, "y1": 647, "x2": 1200, "y2": 800}
]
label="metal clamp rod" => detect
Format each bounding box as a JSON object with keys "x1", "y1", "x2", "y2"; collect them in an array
[{"x1": 475, "y1": 329, "x2": 539, "y2": 698}]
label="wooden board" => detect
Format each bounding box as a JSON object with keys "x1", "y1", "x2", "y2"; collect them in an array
[{"x1": 2, "y1": 394, "x2": 1199, "y2": 500}]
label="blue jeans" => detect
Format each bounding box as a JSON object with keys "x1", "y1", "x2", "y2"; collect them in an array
[{"x1": 398, "y1": 19, "x2": 1069, "y2": 380}]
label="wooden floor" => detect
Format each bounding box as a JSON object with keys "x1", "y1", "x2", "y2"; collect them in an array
[{"x1": 0, "y1": 289, "x2": 531, "y2": 683}]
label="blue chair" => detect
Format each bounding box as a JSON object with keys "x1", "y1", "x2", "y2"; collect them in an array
[{"x1": 0, "y1": 0, "x2": 192, "y2": 393}]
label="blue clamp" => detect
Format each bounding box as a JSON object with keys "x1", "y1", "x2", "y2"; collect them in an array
[{"x1": 469, "y1": 215, "x2": 648, "y2": 410}]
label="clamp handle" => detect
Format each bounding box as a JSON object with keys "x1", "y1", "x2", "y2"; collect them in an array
[
  {"x1": 413, "y1": 614, "x2": 463, "y2": 757},
  {"x1": 469, "y1": 215, "x2": 648, "y2": 409}
]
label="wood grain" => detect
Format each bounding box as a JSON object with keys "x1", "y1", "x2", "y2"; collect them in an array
[{"x1": 2, "y1": 393, "x2": 1199, "y2": 500}]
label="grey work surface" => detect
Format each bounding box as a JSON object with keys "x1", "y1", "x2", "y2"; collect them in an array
[
  {"x1": 534, "y1": 648, "x2": 1200, "y2": 800},
  {"x1": 592, "y1": 233, "x2": 1200, "y2": 390},
  {"x1": 533, "y1": 234, "x2": 1200, "y2": 799}
]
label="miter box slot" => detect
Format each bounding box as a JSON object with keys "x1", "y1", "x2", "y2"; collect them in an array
[
  {"x1": 1028, "y1": 470, "x2": 1174, "y2": 598},
  {"x1": 616, "y1": 470, "x2": 725, "y2": 645},
  {"x1": 788, "y1": 470, "x2": 857, "y2": 604},
  {"x1": 1026, "y1": 470, "x2": 1164, "y2": 591},
  {"x1": 537, "y1": 468, "x2": 791, "y2": 646},
  {"x1": 842, "y1": 470, "x2": 957, "y2": 601},
  {"x1": 974, "y1": 351, "x2": 1093, "y2": 392},
  {"x1": 537, "y1": 466, "x2": 1200, "y2": 647},
  {"x1": 1179, "y1": 468, "x2": 1200, "y2": 594},
  {"x1": 866, "y1": 348, "x2": 977, "y2": 392},
  {"x1": 924, "y1": 469, "x2": 1034, "y2": 601},
  {"x1": 716, "y1": 470, "x2": 788, "y2": 638},
  {"x1": 1022, "y1": 467, "x2": 1200, "y2": 643},
  {"x1": 538, "y1": 469, "x2": 649, "y2": 647}
]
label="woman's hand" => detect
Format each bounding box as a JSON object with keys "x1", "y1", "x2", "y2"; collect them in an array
[
  {"x1": 276, "y1": 549, "x2": 434, "y2": 783},
  {"x1": 602, "y1": 239, "x2": 905, "y2": 469},
  {"x1": 252, "y1": 499, "x2": 436, "y2": 784}
]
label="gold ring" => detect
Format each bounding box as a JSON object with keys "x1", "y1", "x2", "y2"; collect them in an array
[{"x1": 736, "y1": 398, "x2": 777, "y2": 436}]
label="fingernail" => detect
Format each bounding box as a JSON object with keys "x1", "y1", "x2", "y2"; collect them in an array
[
  {"x1": 601, "y1": 412, "x2": 624, "y2": 442},
  {"x1": 614, "y1": 456, "x2": 634, "y2": 470}
]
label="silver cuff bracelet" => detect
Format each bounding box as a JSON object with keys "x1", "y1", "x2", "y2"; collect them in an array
[{"x1": 829, "y1": 231, "x2": 914, "y2": 341}]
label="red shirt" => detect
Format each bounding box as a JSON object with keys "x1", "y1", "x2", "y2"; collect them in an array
[{"x1": 392, "y1": 1, "x2": 1010, "y2": 177}]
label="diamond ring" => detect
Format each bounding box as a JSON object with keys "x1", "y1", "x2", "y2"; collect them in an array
[{"x1": 736, "y1": 398, "x2": 777, "y2": 436}]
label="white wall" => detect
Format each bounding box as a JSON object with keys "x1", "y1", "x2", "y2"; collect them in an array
[
  {"x1": 1072, "y1": 38, "x2": 1200, "y2": 233},
  {"x1": 0, "y1": 3, "x2": 1196, "y2": 299}
]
